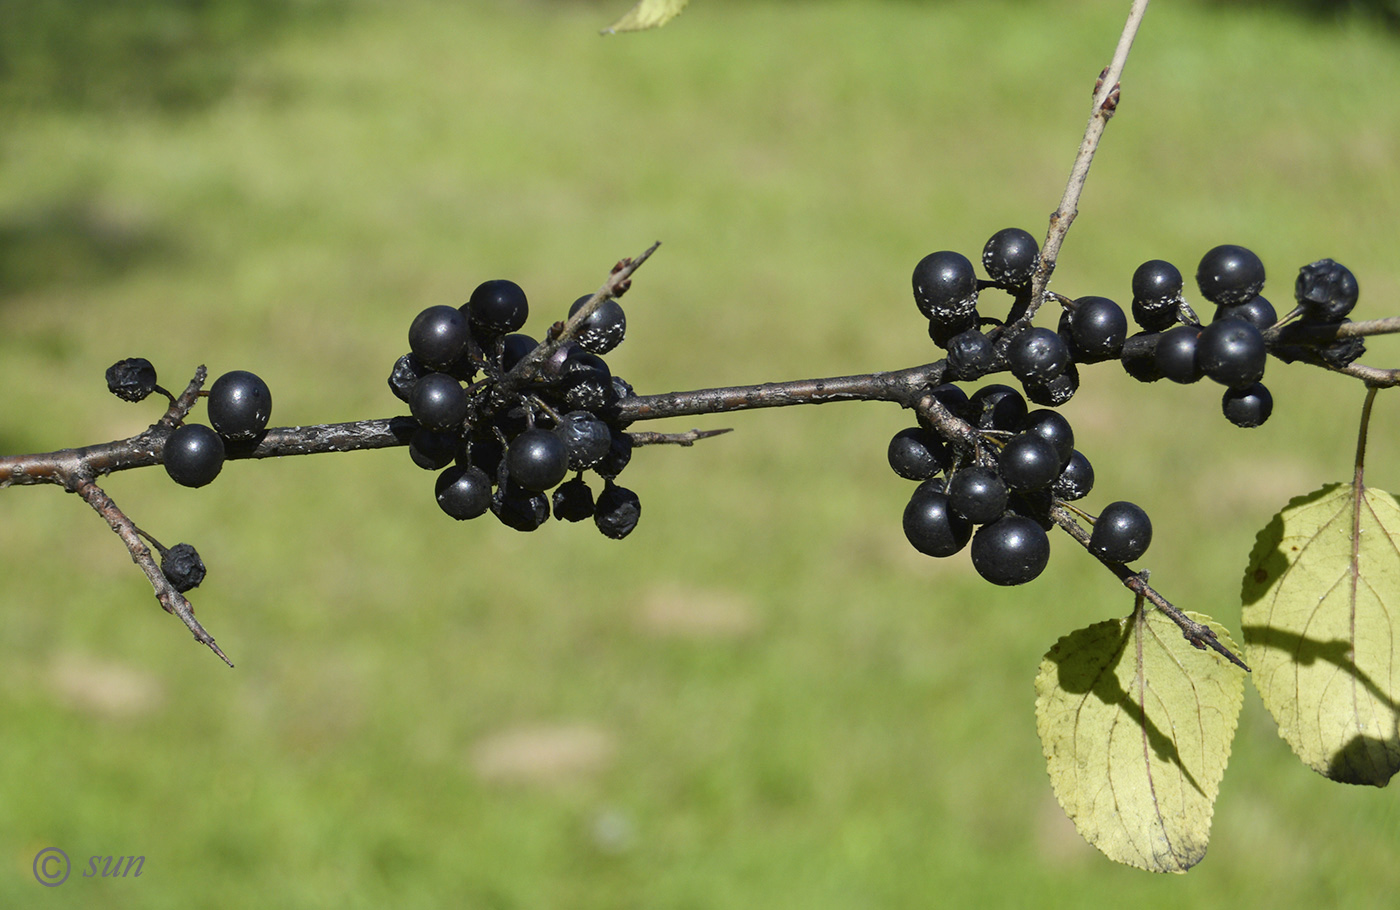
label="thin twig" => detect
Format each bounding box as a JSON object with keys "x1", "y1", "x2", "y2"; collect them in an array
[
  {"x1": 71, "y1": 477, "x2": 233, "y2": 667},
  {"x1": 628, "y1": 427, "x2": 733, "y2": 447},
  {"x1": 1024, "y1": 0, "x2": 1151, "y2": 324}
]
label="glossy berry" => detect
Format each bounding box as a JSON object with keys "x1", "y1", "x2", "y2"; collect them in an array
[
  {"x1": 1154, "y1": 324, "x2": 1203, "y2": 384},
  {"x1": 1008, "y1": 327, "x2": 1071, "y2": 384},
  {"x1": 945, "y1": 328, "x2": 997, "y2": 381},
  {"x1": 500, "y1": 333, "x2": 539, "y2": 373},
  {"x1": 927, "y1": 311, "x2": 980, "y2": 348},
  {"x1": 1061, "y1": 296, "x2": 1127, "y2": 363},
  {"x1": 912, "y1": 251, "x2": 979, "y2": 322},
  {"x1": 1120, "y1": 331, "x2": 1163, "y2": 383},
  {"x1": 902, "y1": 483, "x2": 973, "y2": 557},
  {"x1": 981, "y1": 228, "x2": 1040, "y2": 286},
  {"x1": 1089, "y1": 501, "x2": 1153, "y2": 563},
  {"x1": 1214, "y1": 295, "x2": 1276, "y2": 331},
  {"x1": 999, "y1": 433, "x2": 1063, "y2": 492},
  {"x1": 552, "y1": 475, "x2": 596, "y2": 522},
  {"x1": 1132, "y1": 260, "x2": 1184, "y2": 331},
  {"x1": 887, "y1": 427, "x2": 948, "y2": 481},
  {"x1": 408, "y1": 305, "x2": 471, "y2": 369},
  {"x1": 968, "y1": 384, "x2": 1026, "y2": 432},
  {"x1": 929, "y1": 383, "x2": 971, "y2": 421},
  {"x1": 1197, "y1": 245, "x2": 1265, "y2": 306},
  {"x1": 556, "y1": 411, "x2": 612, "y2": 471},
  {"x1": 160, "y1": 542, "x2": 206, "y2": 593},
  {"x1": 971, "y1": 514, "x2": 1050, "y2": 586},
  {"x1": 106, "y1": 357, "x2": 158, "y2": 402},
  {"x1": 559, "y1": 350, "x2": 614, "y2": 413},
  {"x1": 1022, "y1": 409, "x2": 1074, "y2": 467},
  {"x1": 947, "y1": 466, "x2": 1008, "y2": 525},
  {"x1": 467, "y1": 279, "x2": 529, "y2": 337},
  {"x1": 410, "y1": 373, "x2": 467, "y2": 431},
  {"x1": 595, "y1": 482, "x2": 641, "y2": 540},
  {"x1": 1051, "y1": 449, "x2": 1095, "y2": 501},
  {"x1": 568, "y1": 295, "x2": 628, "y2": 355},
  {"x1": 1295, "y1": 259, "x2": 1358, "y2": 323},
  {"x1": 409, "y1": 427, "x2": 459, "y2": 471},
  {"x1": 507, "y1": 428, "x2": 570, "y2": 492},
  {"x1": 435, "y1": 465, "x2": 493, "y2": 520},
  {"x1": 1197, "y1": 318, "x2": 1266, "y2": 388},
  {"x1": 208, "y1": 370, "x2": 272, "y2": 440},
  {"x1": 164, "y1": 423, "x2": 225, "y2": 488},
  {"x1": 1222, "y1": 382, "x2": 1273, "y2": 428}
]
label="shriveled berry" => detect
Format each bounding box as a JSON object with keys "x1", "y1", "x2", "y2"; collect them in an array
[
  {"x1": 164, "y1": 423, "x2": 225, "y2": 488},
  {"x1": 106, "y1": 357, "x2": 158, "y2": 403},
  {"x1": 594, "y1": 427, "x2": 633, "y2": 479},
  {"x1": 971, "y1": 514, "x2": 1050, "y2": 585},
  {"x1": 160, "y1": 542, "x2": 206, "y2": 593},
  {"x1": 1089, "y1": 501, "x2": 1152, "y2": 563},
  {"x1": 208, "y1": 370, "x2": 272, "y2": 441},
  {"x1": 1295, "y1": 259, "x2": 1358, "y2": 323},
  {"x1": 556, "y1": 411, "x2": 612, "y2": 471},
  {"x1": 1197, "y1": 245, "x2": 1265, "y2": 306},
  {"x1": 595, "y1": 482, "x2": 641, "y2": 539},
  {"x1": 552, "y1": 475, "x2": 596, "y2": 522},
  {"x1": 945, "y1": 328, "x2": 997, "y2": 381},
  {"x1": 388, "y1": 353, "x2": 427, "y2": 403}
]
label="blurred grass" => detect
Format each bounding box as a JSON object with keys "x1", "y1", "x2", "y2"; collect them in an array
[{"x1": 2, "y1": 0, "x2": 1400, "y2": 907}]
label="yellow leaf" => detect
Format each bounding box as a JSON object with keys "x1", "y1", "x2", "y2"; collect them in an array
[
  {"x1": 1035, "y1": 607, "x2": 1244, "y2": 873},
  {"x1": 1241, "y1": 483, "x2": 1400, "y2": 786},
  {"x1": 602, "y1": 0, "x2": 690, "y2": 34}
]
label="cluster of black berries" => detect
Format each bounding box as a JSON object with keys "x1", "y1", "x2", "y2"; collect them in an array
[
  {"x1": 106, "y1": 357, "x2": 273, "y2": 488},
  {"x1": 1120, "y1": 246, "x2": 1363, "y2": 428},
  {"x1": 889, "y1": 381, "x2": 1150, "y2": 586},
  {"x1": 386, "y1": 280, "x2": 641, "y2": 538}
]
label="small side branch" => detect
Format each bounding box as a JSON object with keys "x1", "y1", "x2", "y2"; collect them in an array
[
  {"x1": 71, "y1": 477, "x2": 233, "y2": 667},
  {"x1": 628, "y1": 427, "x2": 733, "y2": 447}
]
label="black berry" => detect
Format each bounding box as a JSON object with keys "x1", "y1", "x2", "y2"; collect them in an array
[
  {"x1": 1214, "y1": 295, "x2": 1276, "y2": 331},
  {"x1": 1051, "y1": 450, "x2": 1095, "y2": 501},
  {"x1": 1154, "y1": 324, "x2": 1203, "y2": 384},
  {"x1": 436, "y1": 465, "x2": 493, "y2": 520},
  {"x1": 555, "y1": 411, "x2": 613, "y2": 471},
  {"x1": 1197, "y1": 245, "x2": 1265, "y2": 306},
  {"x1": 903, "y1": 482, "x2": 973, "y2": 557},
  {"x1": 408, "y1": 305, "x2": 471, "y2": 370},
  {"x1": 968, "y1": 384, "x2": 1027, "y2": 432},
  {"x1": 1132, "y1": 260, "x2": 1184, "y2": 331},
  {"x1": 164, "y1": 423, "x2": 225, "y2": 488},
  {"x1": 1089, "y1": 501, "x2": 1152, "y2": 563},
  {"x1": 1222, "y1": 382, "x2": 1273, "y2": 428},
  {"x1": 388, "y1": 353, "x2": 427, "y2": 403},
  {"x1": 467, "y1": 279, "x2": 529, "y2": 337},
  {"x1": 945, "y1": 328, "x2": 997, "y2": 381},
  {"x1": 568, "y1": 295, "x2": 628, "y2": 355},
  {"x1": 981, "y1": 228, "x2": 1040, "y2": 286},
  {"x1": 887, "y1": 426, "x2": 948, "y2": 481},
  {"x1": 1008, "y1": 327, "x2": 1071, "y2": 384},
  {"x1": 207, "y1": 370, "x2": 272, "y2": 441},
  {"x1": 998, "y1": 433, "x2": 1062, "y2": 492},
  {"x1": 971, "y1": 514, "x2": 1050, "y2": 586},
  {"x1": 491, "y1": 481, "x2": 551, "y2": 532},
  {"x1": 552, "y1": 475, "x2": 596, "y2": 522},
  {"x1": 947, "y1": 466, "x2": 1008, "y2": 525},
  {"x1": 409, "y1": 373, "x2": 467, "y2": 431},
  {"x1": 506, "y1": 428, "x2": 570, "y2": 492},
  {"x1": 409, "y1": 427, "x2": 459, "y2": 471},
  {"x1": 912, "y1": 251, "x2": 979, "y2": 323},
  {"x1": 1022, "y1": 409, "x2": 1074, "y2": 467},
  {"x1": 1197, "y1": 318, "x2": 1266, "y2": 388},
  {"x1": 1061, "y1": 296, "x2": 1127, "y2": 363}
]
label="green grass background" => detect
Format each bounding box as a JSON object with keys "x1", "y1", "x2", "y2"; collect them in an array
[{"x1": 2, "y1": 0, "x2": 1399, "y2": 906}]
